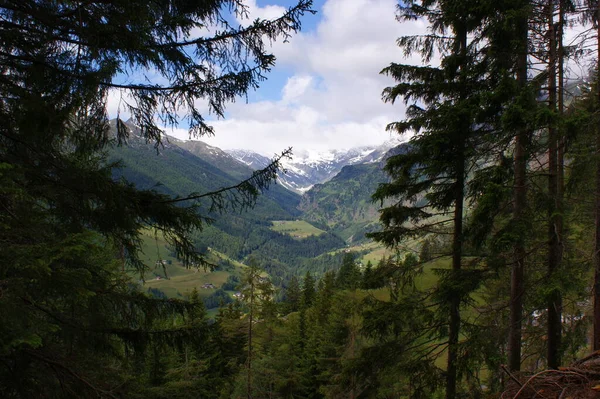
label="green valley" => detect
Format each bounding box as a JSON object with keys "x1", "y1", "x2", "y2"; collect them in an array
[
  {"x1": 270, "y1": 219, "x2": 325, "y2": 238},
  {"x1": 109, "y1": 120, "x2": 383, "y2": 300}
]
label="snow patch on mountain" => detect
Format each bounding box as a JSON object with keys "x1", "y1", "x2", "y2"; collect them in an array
[{"x1": 227, "y1": 138, "x2": 403, "y2": 194}]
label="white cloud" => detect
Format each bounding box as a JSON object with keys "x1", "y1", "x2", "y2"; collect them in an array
[
  {"x1": 282, "y1": 75, "x2": 313, "y2": 104},
  {"x1": 116, "y1": 0, "x2": 430, "y2": 155},
  {"x1": 174, "y1": 0, "x2": 426, "y2": 155},
  {"x1": 236, "y1": 0, "x2": 287, "y2": 26},
  {"x1": 105, "y1": 89, "x2": 133, "y2": 119},
  {"x1": 168, "y1": 112, "x2": 397, "y2": 156}
]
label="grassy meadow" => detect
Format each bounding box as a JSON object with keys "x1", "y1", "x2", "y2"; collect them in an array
[
  {"x1": 270, "y1": 220, "x2": 326, "y2": 238},
  {"x1": 132, "y1": 229, "x2": 246, "y2": 299}
]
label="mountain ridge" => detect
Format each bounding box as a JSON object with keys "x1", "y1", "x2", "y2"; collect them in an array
[
  {"x1": 298, "y1": 144, "x2": 409, "y2": 243},
  {"x1": 107, "y1": 119, "x2": 351, "y2": 285},
  {"x1": 227, "y1": 139, "x2": 403, "y2": 193}
]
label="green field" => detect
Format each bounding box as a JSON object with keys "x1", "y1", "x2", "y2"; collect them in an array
[
  {"x1": 271, "y1": 220, "x2": 325, "y2": 238},
  {"x1": 132, "y1": 230, "x2": 246, "y2": 299},
  {"x1": 356, "y1": 242, "x2": 391, "y2": 264},
  {"x1": 353, "y1": 236, "x2": 424, "y2": 265},
  {"x1": 144, "y1": 269, "x2": 233, "y2": 298}
]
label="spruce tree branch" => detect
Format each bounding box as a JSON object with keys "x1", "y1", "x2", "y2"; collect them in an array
[
  {"x1": 0, "y1": 47, "x2": 261, "y2": 94},
  {"x1": 103, "y1": 66, "x2": 261, "y2": 92},
  {"x1": 22, "y1": 350, "x2": 119, "y2": 399},
  {"x1": 20, "y1": 295, "x2": 200, "y2": 337},
  {"x1": 0, "y1": 1, "x2": 312, "y2": 50},
  {"x1": 153, "y1": 2, "x2": 315, "y2": 49},
  {"x1": 159, "y1": 148, "x2": 292, "y2": 204}
]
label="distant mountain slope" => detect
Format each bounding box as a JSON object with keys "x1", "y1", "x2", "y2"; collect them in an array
[
  {"x1": 176, "y1": 139, "x2": 301, "y2": 216},
  {"x1": 107, "y1": 120, "x2": 346, "y2": 283},
  {"x1": 229, "y1": 149, "x2": 315, "y2": 193},
  {"x1": 299, "y1": 144, "x2": 409, "y2": 244},
  {"x1": 176, "y1": 140, "x2": 253, "y2": 181},
  {"x1": 109, "y1": 120, "x2": 301, "y2": 218},
  {"x1": 228, "y1": 140, "x2": 402, "y2": 194}
]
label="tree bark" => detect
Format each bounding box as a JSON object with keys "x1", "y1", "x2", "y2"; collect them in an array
[
  {"x1": 247, "y1": 275, "x2": 254, "y2": 398},
  {"x1": 508, "y1": 3, "x2": 530, "y2": 371},
  {"x1": 446, "y1": 25, "x2": 467, "y2": 399},
  {"x1": 547, "y1": 0, "x2": 562, "y2": 369},
  {"x1": 447, "y1": 152, "x2": 464, "y2": 399},
  {"x1": 557, "y1": 0, "x2": 565, "y2": 251},
  {"x1": 594, "y1": 0, "x2": 600, "y2": 351}
]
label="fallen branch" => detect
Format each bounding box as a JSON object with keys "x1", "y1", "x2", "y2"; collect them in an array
[
  {"x1": 501, "y1": 364, "x2": 524, "y2": 388},
  {"x1": 573, "y1": 351, "x2": 600, "y2": 367},
  {"x1": 501, "y1": 365, "x2": 545, "y2": 398},
  {"x1": 511, "y1": 369, "x2": 591, "y2": 399},
  {"x1": 558, "y1": 366, "x2": 600, "y2": 378}
]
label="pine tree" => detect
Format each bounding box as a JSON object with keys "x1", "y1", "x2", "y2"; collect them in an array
[
  {"x1": 240, "y1": 259, "x2": 260, "y2": 398},
  {"x1": 419, "y1": 238, "x2": 434, "y2": 263},
  {"x1": 362, "y1": 261, "x2": 375, "y2": 289},
  {"x1": 237, "y1": 258, "x2": 278, "y2": 398},
  {"x1": 301, "y1": 271, "x2": 316, "y2": 309},
  {"x1": 546, "y1": 0, "x2": 562, "y2": 368},
  {"x1": 534, "y1": 0, "x2": 573, "y2": 368},
  {"x1": 590, "y1": 0, "x2": 600, "y2": 352},
  {"x1": 369, "y1": 0, "x2": 496, "y2": 395},
  {"x1": 314, "y1": 271, "x2": 336, "y2": 325},
  {"x1": 506, "y1": 0, "x2": 534, "y2": 372},
  {"x1": 284, "y1": 276, "x2": 302, "y2": 314},
  {"x1": 336, "y1": 253, "x2": 361, "y2": 290}
]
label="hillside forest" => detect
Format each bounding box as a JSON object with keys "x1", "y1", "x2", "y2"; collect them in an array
[{"x1": 2, "y1": 0, "x2": 600, "y2": 398}]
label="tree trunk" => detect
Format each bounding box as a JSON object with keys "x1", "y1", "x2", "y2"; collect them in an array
[
  {"x1": 557, "y1": 0, "x2": 565, "y2": 256},
  {"x1": 508, "y1": 4, "x2": 530, "y2": 371},
  {"x1": 547, "y1": 0, "x2": 562, "y2": 369},
  {"x1": 595, "y1": 118, "x2": 600, "y2": 351},
  {"x1": 247, "y1": 278, "x2": 254, "y2": 398},
  {"x1": 594, "y1": 1, "x2": 600, "y2": 351},
  {"x1": 446, "y1": 26, "x2": 467, "y2": 399},
  {"x1": 447, "y1": 154, "x2": 464, "y2": 399}
]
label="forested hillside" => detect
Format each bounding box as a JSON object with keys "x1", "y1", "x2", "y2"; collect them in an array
[
  {"x1": 108, "y1": 120, "x2": 351, "y2": 287},
  {"x1": 299, "y1": 145, "x2": 408, "y2": 243},
  {"x1": 110, "y1": 120, "x2": 301, "y2": 220}
]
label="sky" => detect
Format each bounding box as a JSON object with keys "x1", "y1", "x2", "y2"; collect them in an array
[
  {"x1": 105, "y1": 0, "x2": 593, "y2": 157},
  {"x1": 183, "y1": 0, "x2": 426, "y2": 156},
  {"x1": 107, "y1": 0, "x2": 428, "y2": 156}
]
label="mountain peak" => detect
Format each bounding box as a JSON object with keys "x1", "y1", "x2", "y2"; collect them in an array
[{"x1": 227, "y1": 140, "x2": 401, "y2": 194}]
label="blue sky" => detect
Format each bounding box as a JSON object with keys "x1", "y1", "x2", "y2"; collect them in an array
[
  {"x1": 243, "y1": 0, "x2": 325, "y2": 103},
  {"x1": 107, "y1": 0, "x2": 429, "y2": 155}
]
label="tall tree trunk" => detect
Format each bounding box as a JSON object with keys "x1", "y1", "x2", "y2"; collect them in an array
[
  {"x1": 447, "y1": 152, "x2": 465, "y2": 399},
  {"x1": 120, "y1": 244, "x2": 125, "y2": 272},
  {"x1": 557, "y1": 0, "x2": 565, "y2": 252},
  {"x1": 595, "y1": 140, "x2": 600, "y2": 351},
  {"x1": 247, "y1": 278, "x2": 254, "y2": 398},
  {"x1": 547, "y1": 0, "x2": 562, "y2": 369},
  {"x1": 350, "y1": 321, "x2": 356, "y2": 399},
  {"x1": 446, "y1": 26, "x2": 467, "y2": 399},
  {"x1": 508, "y1": 3, "x2": 530, "y2": 371},
  {"x1": 593, "y1": 0, "x2": 600, "y2": 351}
]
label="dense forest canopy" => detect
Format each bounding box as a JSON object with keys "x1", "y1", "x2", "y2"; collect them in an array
[{"x1": 2, "y1": 0, "x2": 600, "y2": 398}]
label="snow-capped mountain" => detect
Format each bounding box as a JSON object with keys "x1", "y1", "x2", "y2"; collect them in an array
[
  {"x1": 227, "y1": 139, "x2": 402, "y2": 193},
  {"x1": 111, "y1": 118, "x2": 403, "y2": 194}
]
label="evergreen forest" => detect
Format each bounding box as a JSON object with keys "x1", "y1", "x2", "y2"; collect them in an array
[{"x1": 3, "y1": 0, "x2": 600, "y2": 398}]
